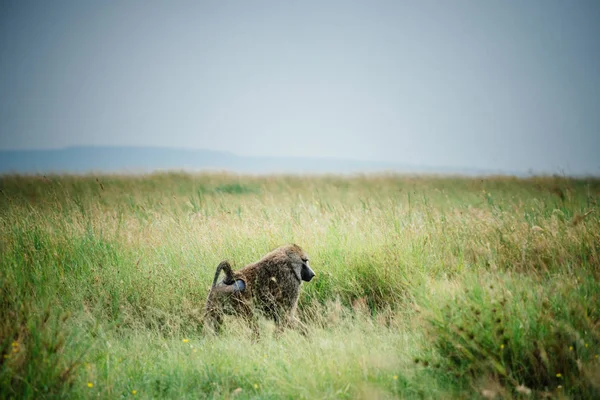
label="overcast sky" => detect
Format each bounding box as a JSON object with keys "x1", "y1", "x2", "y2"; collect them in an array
[{"x1": 1, "y1": 0, "x2": 599, "y2": 174}]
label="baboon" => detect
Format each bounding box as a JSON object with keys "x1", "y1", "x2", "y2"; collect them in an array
[{"x1": 204, "y1": 244, "x2": 315, "y2": 334}]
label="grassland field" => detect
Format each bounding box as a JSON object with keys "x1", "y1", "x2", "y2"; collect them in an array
[{"x1": 1, "y1": 172, "x2": 599, "y2": 399}]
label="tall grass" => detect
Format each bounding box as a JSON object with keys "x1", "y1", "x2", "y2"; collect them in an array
[{"x1": 0, "y1": 173, "x2": 599, "y2": 398}]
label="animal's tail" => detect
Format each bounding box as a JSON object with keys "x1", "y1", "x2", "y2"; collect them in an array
[{"x1": 212, "y1": 260, "x2": 234, "y2": 287}]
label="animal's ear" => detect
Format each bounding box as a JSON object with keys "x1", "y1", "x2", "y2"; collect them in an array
[{"x1": 291, "y1": 264, "x2": 303, "y2": 282}]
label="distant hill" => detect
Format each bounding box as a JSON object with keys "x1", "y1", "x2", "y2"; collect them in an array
[{"x1": 0, "y1": 146, "x2": 514, "y2": 176}]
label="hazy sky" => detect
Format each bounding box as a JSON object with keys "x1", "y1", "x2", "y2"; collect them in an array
[{"x1": 1, "y1": 1, "x2": 599, "y2": 174}]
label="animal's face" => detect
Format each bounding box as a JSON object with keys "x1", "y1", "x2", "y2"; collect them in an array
[{"x1": 290, "y1": 250, "x2": 315, "y2": 282}]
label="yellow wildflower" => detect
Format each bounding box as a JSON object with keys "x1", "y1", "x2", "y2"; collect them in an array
[
  {"x1": 183, "y1": 339, "x2": 189, "y2": 343},
  {"x1": 132, "y1": 390, "x2": 137, "y2": 395},
  {"x1": 87, "y1": 382, "x2": 94, "y2": 388},
  {"x1": 556, "y1": 373, "x2": 562, "y2": 378},
  {"x1": 254, "y1": 384, "x2": 258, "y2": 389},
  {"x1": 393, "y1": 375, "x2": 398, "y2": 380},
  {"x1": 569, "y1": 346, "x2": 573, "y2": 351},
  {"x1": 500, "y1": 344, "x2": 504, "y2": 349}
]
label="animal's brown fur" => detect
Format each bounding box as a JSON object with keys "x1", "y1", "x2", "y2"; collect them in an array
[{"x1": 204, "y1": 244, "x2": 315, "y2": 334}]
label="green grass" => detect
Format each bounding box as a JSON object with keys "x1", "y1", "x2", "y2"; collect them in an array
[{"x1": 1, "y1": 172, "x2": 599, "y2": 398}]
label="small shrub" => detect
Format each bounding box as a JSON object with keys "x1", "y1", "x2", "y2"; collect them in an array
[
  {"x1": 0, "y1": 303, "x2": 86, "y2": 399},
  {"x1": 214, "y1": 183, "x2": 259, "y2": 195},
  {"x1": 419, "y1": 273, "x2": 600, "y2": 398}
]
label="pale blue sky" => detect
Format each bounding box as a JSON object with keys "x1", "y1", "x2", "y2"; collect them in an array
[{"x1": 1, "y1": 0, "x2": 599, "y2": 174}]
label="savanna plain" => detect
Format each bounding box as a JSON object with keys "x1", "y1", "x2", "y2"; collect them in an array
[{"x1": 1, "y1": 173, "x2": 599, "y2": 399}]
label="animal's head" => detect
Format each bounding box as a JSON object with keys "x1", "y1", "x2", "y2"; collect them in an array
[{"x1": 286, "y1": 244, "x2": 315, "y2": 283}]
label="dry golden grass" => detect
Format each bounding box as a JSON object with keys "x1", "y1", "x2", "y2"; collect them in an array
[{"x1": 0, "y1": 172, "x2": 599, "y2": 398}]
